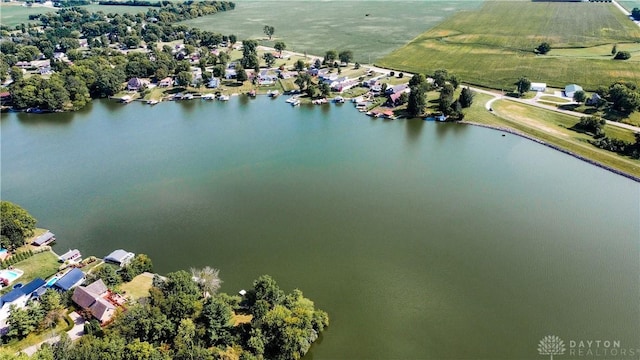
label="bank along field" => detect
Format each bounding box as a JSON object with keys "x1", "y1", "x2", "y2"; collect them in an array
[
  {"x1": 378, "y1": 1, "x2": 640, "y2": 91},
  {"x1": 180, "y1": 0, "x2": 483, "y2": 63}
]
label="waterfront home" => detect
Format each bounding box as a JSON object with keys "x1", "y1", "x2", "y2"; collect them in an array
[
  {"x1": 207, "y1": 77, "x2": 220, "y2": 88},
  {"x1": 52, "y1": 268, "x2": 85, "y2": 292},
  {"x1": 158, "y1": 77, "x2": 173, "y2": 87},
  {"x1": 387, "y1": 92, "x2": 405, "y2": 107},
  {"x1": 104, "y1": 249, "x2": 135, "y2": 267},
  {"x1": 71, "y1": 279, "x2": 116, "y2": 323},
  {"x1": 32, "y1": 231, "x2": 56, "y2": 246},
  {"x1": 127, "y1": 77, "x2": 146, "y2": 91},
  {"x1": 59, "y1": 249, "x2": 82, "y2": 263},
  {"x1": 385, "y1": 84, "x2": 409, "y2": 95},
  {"x1": 0, "y1": 278, "x2": 46, "y2": 322}
]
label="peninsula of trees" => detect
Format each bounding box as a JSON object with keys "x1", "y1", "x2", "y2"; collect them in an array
[{"x1": 0, "y1": 201, "x2": 329, "y2": 359}]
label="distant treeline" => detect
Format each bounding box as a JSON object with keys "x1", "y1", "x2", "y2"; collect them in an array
[
  {"x1": 97, "y1": 0, "x2": 164, "y2": 7},
  {"x1": 54, "y1": 0, "x2": 92, "y2": 7}
]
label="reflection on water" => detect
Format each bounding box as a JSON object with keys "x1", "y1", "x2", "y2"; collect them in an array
[{"x1": 1, "y1": 97, "x2": 638, "y2": 359}]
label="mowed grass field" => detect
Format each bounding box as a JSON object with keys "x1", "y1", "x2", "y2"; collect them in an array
[
  {"x1": 0, "y1": 3, "x2": 56, "y2": 27},
  {"x1": 378, "y1": 1, "x2": 640, "y2": 90},
  {"x1": 463, "y1": 93, "x2": 640, "y2": 177},
  {"x1": 180, "y1": 0, "x2": 483, "y2": 63}
]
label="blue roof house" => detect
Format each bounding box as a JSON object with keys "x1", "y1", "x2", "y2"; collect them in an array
[
  {"x1": 0, "y1": 278, "x2": 46, "y2": 322},
  {"x1": 52, "y1": 268, "x2": 85, "y2": 292}
]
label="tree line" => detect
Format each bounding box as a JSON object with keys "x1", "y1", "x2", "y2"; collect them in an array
[{"x1": 406, "y1": 69, "x2": 473, "y2": 119}]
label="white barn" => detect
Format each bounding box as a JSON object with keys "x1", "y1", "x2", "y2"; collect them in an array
[{"x1": 530, "y1": 82, "x2": 547, "y2": 92}]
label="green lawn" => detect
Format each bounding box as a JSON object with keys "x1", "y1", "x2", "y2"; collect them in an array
[
  {"x1": 378, "y1": 1, "x2": 640, "y2": 90},
  {"x1": 0, "y1": 3, "x2": 56, "y2": 27},
  {"x1": 179, "y1": 0, "x2": 484, "y2": 63},
  {"x1": 463, "y1": 94, "x2": 640, "y2": 177},
  {"x1": 119, "y1": 273, "x2": 153, "y2": 301},
  {"x1": 1, "y1": 251, "x2": 59, "y2": 294}
]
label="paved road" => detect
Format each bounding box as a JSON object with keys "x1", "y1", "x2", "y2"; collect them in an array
[
  {"x1": 465, "y1": 85, "x2": 640, "y2": 132},
  {"x1": 20, "y1": 312, "x2": 85, "y2": 356},
  {"x1": 612, "y1": 0, "x2": 640, "y2": 27}
]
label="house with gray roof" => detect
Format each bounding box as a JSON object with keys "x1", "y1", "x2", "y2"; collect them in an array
[
  {"x1": 32, "y1": 231, "x2": 56, "y2": 246},
  {"x1": 565, "y1": 84, "x2": 583, "y2": 98},
  {"x1": 71, "y1": 279, "x2": 116, "y2": 323}
]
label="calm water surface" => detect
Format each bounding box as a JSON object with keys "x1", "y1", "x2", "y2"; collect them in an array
[{"x1": 1, "y1": 98, "x2": 638, "y2": 359}]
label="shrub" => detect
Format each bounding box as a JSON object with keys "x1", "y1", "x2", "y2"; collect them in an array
[{"x1": 614, "y1": 51, "x2": 631, "y2": 60}]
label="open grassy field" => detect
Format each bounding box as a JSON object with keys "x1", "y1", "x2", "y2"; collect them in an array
[
  {"x1": 0, "y1": 3, "x2": 56, "y2": 27},
  {"x1": 180, "y1": 0, "x2": 483, "y2": 63},
  {"x1": 120, "y1": 273, "x2": 153, "y2": 300},
  {"x1": 463, "y1": 95, "x2": 640, "y2": 177},
  {"x1": 378, "y1": 1, "x2": 640, "y2": 90}
]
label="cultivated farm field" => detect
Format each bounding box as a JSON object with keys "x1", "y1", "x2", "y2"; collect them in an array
[
  {"x1": 379, "y1": 1, "x2": 640, "y2": 91},
  {"x1": 180, "y1": 0, "x2": 484, "y2": 63},
  {"x1": 0, "y1": 3, "x2": 56, "y2": 27}
]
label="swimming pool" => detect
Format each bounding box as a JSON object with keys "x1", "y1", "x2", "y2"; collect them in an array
[
  {"x1": 45, "y1": 277, "x2": 58, "y2": 287},
  {"x1": 0, "y1": 269, "x2": 24, "y2": 283}
]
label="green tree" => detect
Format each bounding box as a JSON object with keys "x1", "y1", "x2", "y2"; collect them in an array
[
  {"x1": 235, "y1": 64, "x2": 248, "y2": 83},
  {"x1": 294, "y1": 72, "x2": 311, "y2": 91},
  {"x1": 432, "y1": 69, "x2": 448, "y2": 88},
  {"x1": 573, "y1": 90, "x2": 586, "y2": 103},
  {"x1": 338, "y1": 50, "x2": 353, "y2": 65},
  {"x1": 607, "y1": 82, "x2": 640, "y2": 113},
  {"x1": 614, "y1": 51, "x2": 631, "y2": 60},
  {"x1": 89, "y1": 264, "x2": 122, "y2": 287},
  {"x1": 9, "y1": 66, "x2": 23, "y2": 82},
  {"x1": 199, "y1": 296, "x2": 234, "y2": 347},
  {"x1": 0, "y1": 201, "x2": 36, "y2": 251},
  {"x1": 536, "y1": 42, "x2": 551, "y2": 55},
  {"x1": 631, "y1": 7, "x2": 640, "y2": 20},
  {"x1": 175, "y1": 71, "x2": 193, "y2": 87},
  {"x1": 407, "y1": 85, "x2": 426, "y2": 117},
  {"x1": 611, "y1": 44, "x2": 617, "y2": 55},
  {"x1": 294, "y1": 59, "x2": 305, "y2": 72},
  {"x1": 263, "y1": 25, "x2": 275, "y2": 40},
  {"x1": 458, "y1": 87, "x2": 474, "y2": 108},
  {"x1": 516, "y1": 77, "x2": 531, "y2": 96},
  {"x1": 263, "y1": 52, "x2": 276, "y2": 68},
  {"x1": 324, "y1": 50, "x2": 337, "y2": 64},
  {"x1": 274, "y1": 41, "x2": 286, "y2": 55}
]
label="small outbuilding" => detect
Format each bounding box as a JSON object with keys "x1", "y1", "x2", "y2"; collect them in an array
[
  {"x1": 104, "y1": 249, "x2": 135, "y2": 267},
  {"x1": 32, "y1": 231, "x2": 56, "y2": 246},
  {"x1": 59, "y1": 249, "x2": 82, "y2": 263},
  {"x1": 564, "y1": 84, "x2": 583, "y2": 98},
  {"x1": 530, "y1": 82, "x2": 547, "y2": 92}
]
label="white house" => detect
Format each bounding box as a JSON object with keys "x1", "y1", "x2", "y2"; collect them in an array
[
  {"x1": 0, "y1": 278, "x2": 46, "y2": 322},
  {"x1": 565, "y1": 84, "x2": 583, "y2": 98},
  {"x1": 530, "y1": 82, "x2": 547, "y2": 92}
]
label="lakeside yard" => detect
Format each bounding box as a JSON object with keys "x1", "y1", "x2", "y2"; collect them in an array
[
  {"x1": 378, "y1": 1, "x2": 640, "y2": 91},
  {"x1": 463, "y1": 92, "x2": 640, "y2": 178}
]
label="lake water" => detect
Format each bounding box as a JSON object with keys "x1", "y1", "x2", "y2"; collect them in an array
[{"x1": 1, "y1": 97, "x2": 638, "y2": 359}]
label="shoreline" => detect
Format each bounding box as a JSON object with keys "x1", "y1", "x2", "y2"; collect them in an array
[{"x1": 460, "y1": 120, "x2": 640, "y2": 183}]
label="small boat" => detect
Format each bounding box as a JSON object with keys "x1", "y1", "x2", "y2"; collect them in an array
[
  {"x1": 183, "y1": 93, "x2": 194, "y2": 100},
  {"x1": 291, "y1": 98, "x2": 301, "y2": 106},
  {"x1": 312, "y1": 98, "x2": 327, "y2": 105},
  {"x1": 334, "y1": 96, "x2": 345, "y2": 103},
  {"x1": 201, "y1": 93, "x2": 216, "y2": 100},
  {"x1": 248, "y1": 90, "x2": 256, "y2": 97},
  {"x1": 146, "y1": 99, "x2": 159, "y2": 105},
  {"x1": 268, "y1": 90, "x2": 280, "y2": 97},
  {"x1": 285, "y1": 96, "x2": 299, "y2": 104},
  {"x1": 218, "y1": 94, "x2": 230, "y2": 101},
  {"x1": 119, "y1": 95, "x2": 132, "y2": 104}
]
